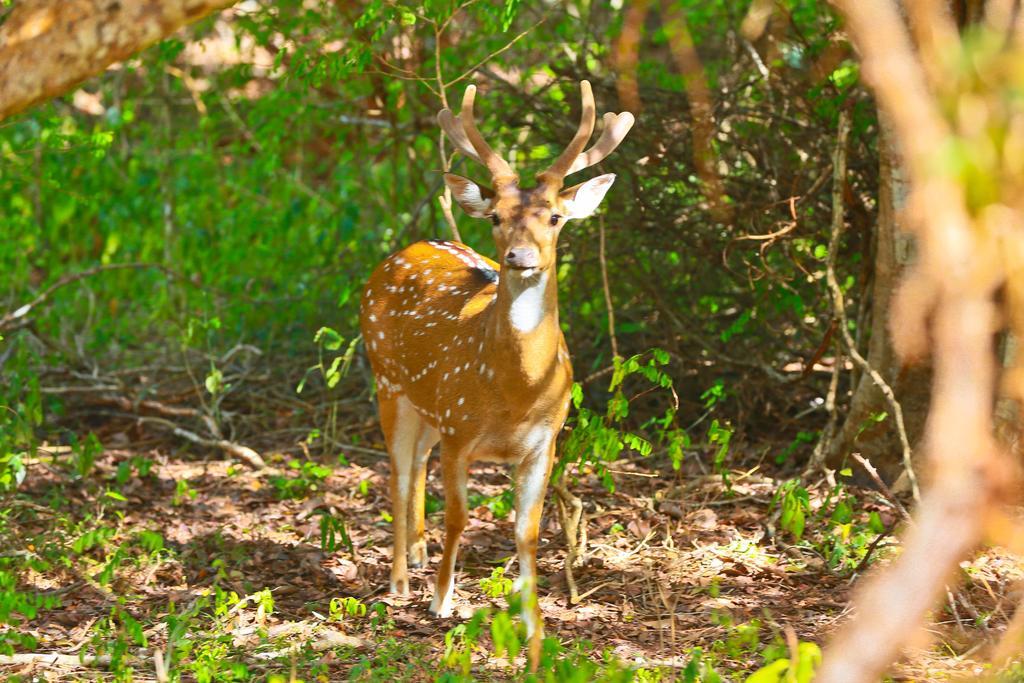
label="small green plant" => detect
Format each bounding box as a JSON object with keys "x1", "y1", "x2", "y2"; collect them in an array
[
  {"x1": 469, "y1": 487, "x2": 514, "y2": 518},
  {"x1": 368, "y1": 601, "x2": 395, "y2": 634},
  {"x1": 774, "y1": 480, "x2": 811, "y2": 541},
  {"x1": 0, "y1": 564, "x2": 60, "y2": 654},
  {"x1": 173, "y1": 478, "x2": 198, "y2": 506},
  {"x1": 269, "y1": 458, "x2": 332, "y2": 499},
  {"x1": 559, "y1": 350, "x2": 679, "y2": 491},
  {"x1": 69, "y1": 432, "x2": 103, "y2": 480},
  {"x1": 297, "y1": 327, "x2": 359, "y2": 392},
  {"x1": 773, "y1": 476, "x2": 890, "y2": 572},
  {"x1": 707, "y1": 419, "x2": 734, "y2": 486},
  {"x1": 776, "y1": 432, "x2": 816, "y2": 465},
  {"x1": 816, "y1": 475, "x2": 888, "y2": 571},
  {"x1": 89, "y1": 603, "x2": 148, "y2": 680},
  {"x1": 114, "y1": 454, "x2": 154, "y2": 486},
  {"x1": 710, "y1": 612, "x2": 762, "y2": 660},
  {"x1": 479, "y1": 566, "x2": 514, "y2": 599},
  {"x1": 318, "y1": 510, "x2": 353, "y2": 554},
  {"x1": 329, "y1": 596, "x2": 367, "y2": 622},
  {"x1": 0, "y1": 355, "x2": 40, "y2": 494},
  {"x1": 745, "y1": 641, "x2": 821, "y2": 683}
]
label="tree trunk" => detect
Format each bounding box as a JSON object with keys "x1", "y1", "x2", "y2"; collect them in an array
[
  {"x1": 0, "y1": 0, "x2": 235, "y2": 122},
  {"x1": 826, "y1": 120, "x2": 932, "y2": 484}
]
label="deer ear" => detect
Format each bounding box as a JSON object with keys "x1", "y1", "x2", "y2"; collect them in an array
[
  {"x1": 444, "y1": 173, "x2": 495, "y2": 218},
  {"x1": 560, "y1": 173, "x2": 616, "y2": 220}
]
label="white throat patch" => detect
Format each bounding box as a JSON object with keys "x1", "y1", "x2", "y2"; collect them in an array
[{"x1": 508, "y1": 271, "x2": 548, "y2": 333}]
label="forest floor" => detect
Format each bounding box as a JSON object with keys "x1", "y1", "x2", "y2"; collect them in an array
[{"x1": 5, "y1": 403, "x2": 1024, "y2": 681}]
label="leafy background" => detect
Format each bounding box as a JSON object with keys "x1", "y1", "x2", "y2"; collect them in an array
[{"x1": 4, "y1": 1, "x2": 1002, "y2": 681}]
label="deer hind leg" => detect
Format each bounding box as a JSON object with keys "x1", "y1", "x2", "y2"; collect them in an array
[
  {"x1": 379, "y1": 394, "x2": 431, "y2": 595},
  {"x1": 429, "y1": 444, "x2": 469, "y2": 618},
  {"x1": 514, "y1": 432, "x2": 556, "y2": 671},
  {"x1": 407, "y1": 425, "x2": 438, "y2": 568}
]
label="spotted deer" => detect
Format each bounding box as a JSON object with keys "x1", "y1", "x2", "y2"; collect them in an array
[{"x1": 359, "y1": 80, "x2": 633, "y2": 665}]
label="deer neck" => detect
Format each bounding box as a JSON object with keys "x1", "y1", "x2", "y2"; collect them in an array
[{"x1": 487, "y1": 267, "x2": 562, "y2": 387}]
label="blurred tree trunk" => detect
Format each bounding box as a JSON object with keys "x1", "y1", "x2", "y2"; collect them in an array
[
  {"x1": 826, "y1": 0, "x2": 1015, "y2": 484},
  {"x1": 826, "y1": 122, "x2": 932, "y2": 483},
  {"x1": 0, "y1": 0, "x2": 234, "y2": 121}
]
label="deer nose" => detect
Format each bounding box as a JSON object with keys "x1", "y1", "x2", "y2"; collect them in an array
[{"x1": 505, "y1": 247, "x2": 539, "y2": 269}]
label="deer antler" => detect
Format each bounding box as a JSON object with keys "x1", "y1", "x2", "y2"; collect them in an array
[
  {"x1": 437, "y1": 109, "x2": 483, "y2": 165},
  {"x1": 438, "y1": 81, "x2": 633, "y2": 188},
  {"x1": 437, "y1": 85, "x2": 516, "y2": 185},
  {"x1": 536, "y1": 80, "x2": 597, "y2": 188},
  {"x1": 564, "y1": 111, "x2": 636, "y2": 176}
]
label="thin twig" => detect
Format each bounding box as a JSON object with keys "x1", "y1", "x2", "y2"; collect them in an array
[
  {"x1": 598, "y1": 214, "x2": 619, "y2": 359},
  {"x1": 851, "y1": 453, "x2": 910, "y2": 521},
  {"x1": 553, "y1": 479, "x2": 585, "y2": 605},
  {"x1": 443, "y1": 19, "x2": 547, "y2": 89},
  {"x1": 822, "y1": 108, "x2": 919, "y2": 500}
]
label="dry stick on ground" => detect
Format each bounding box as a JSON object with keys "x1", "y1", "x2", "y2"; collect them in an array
[
  {"x1": 0, "y1": 0, "x2": 237, "y2": 121},
  {"x1": 851, "y1": 452, "x2": 910, "y2": 522},
  {"x1": 0, "y1": 653, "x2": 111, "y2": 669},
  {"x1": 553, "y1": 479, "x2": 584, "y2": 605},
  {"x1": 817, "y1": 1, "x2": 1017, "y2": 680},
  {"x1": 820, "y1": 109, "x2": 919, "y2": 501},
  {"x1": 131, "y1": 415, "x2": 266, "y2": 469}
]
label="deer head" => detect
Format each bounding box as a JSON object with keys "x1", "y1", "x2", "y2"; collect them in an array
[{"x1": 438, "y1": 81, "x2": 634, "y2": 276}]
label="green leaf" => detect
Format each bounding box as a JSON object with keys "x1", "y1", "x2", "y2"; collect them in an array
[
  {"x1": 314, "y1": 326, "x2": 345, "y2": 351},
  {"x1": 744, "y1": 659, "x2": 790, "y2": 683}
]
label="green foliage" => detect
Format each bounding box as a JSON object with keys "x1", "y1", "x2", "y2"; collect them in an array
[
  {"x1": 69, "y1": 432, "x2": 103, "y2": 480},
  {"x1": 478, "y1": 566, "x2": 514, "y2": 599},
  {"x1": 774, "y1": 475, "x2": 892, "y2": 572},
  {"x1": 560, "y1": 350, "x2": 683, "y2": 491},
  {"x1": 438, "y1": 603, "x2": 660, "y2": 682},
  {"x1": 318, "y1": 509, "x2": 353, "y2": 554},
  {"x1": 298, "y1": 327, "x2": 359, "y2": 393},
  {"x1": 270, "y1": 458, "x2": 332, "y2": 500},
  {"x1": 0, "y1": 353, "x2": 40, "y2": 494},
  {"x1": 0, "y1": 0, "x2": 906, "y2": 678},
  {"x1": 173, "y1": 478, "x2": 198, "y2": 506},
  {"x1": 745, "y1": 641, "x2": 822, "y2": 683},
  {"x1": 329, "y1": 596, "x2": 367, "y2": 622},
  {"x1": 774, "y1": 480, "x2": 810, "y2": 541},
  {"x1": 469, "y1": 487, "x2": 515, "y2": 519}
]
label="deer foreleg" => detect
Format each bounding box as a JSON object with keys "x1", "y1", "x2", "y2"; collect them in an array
[
  {"x1": 514, "y1": 438, "x2": 555, "y2": 671},
  {"x1": 429, "y1": 449, "x2": 468, "y2": 617}
]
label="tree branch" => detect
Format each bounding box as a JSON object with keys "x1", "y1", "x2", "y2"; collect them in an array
[{"x1": 0, "y1": 0, "x2": 237, "y2": 121}]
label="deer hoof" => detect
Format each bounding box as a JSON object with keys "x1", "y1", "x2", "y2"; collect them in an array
[
  {"x1": 389, "y1": 576, "x2": 410, "y2": 596},
  {"x1": 408, "y1": 541, "x2": 428, "y2": 568},
  {"x1": 428, "y1": 592, "x2": 454, "y2": 618}
]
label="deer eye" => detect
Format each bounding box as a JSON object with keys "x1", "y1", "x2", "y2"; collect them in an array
[
  {"x1": 490, "y1": 214, "x2": 500, "y2": 227},
  {"x1": 549, "y1": 214, "x2": 562, "y2": 226}
]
